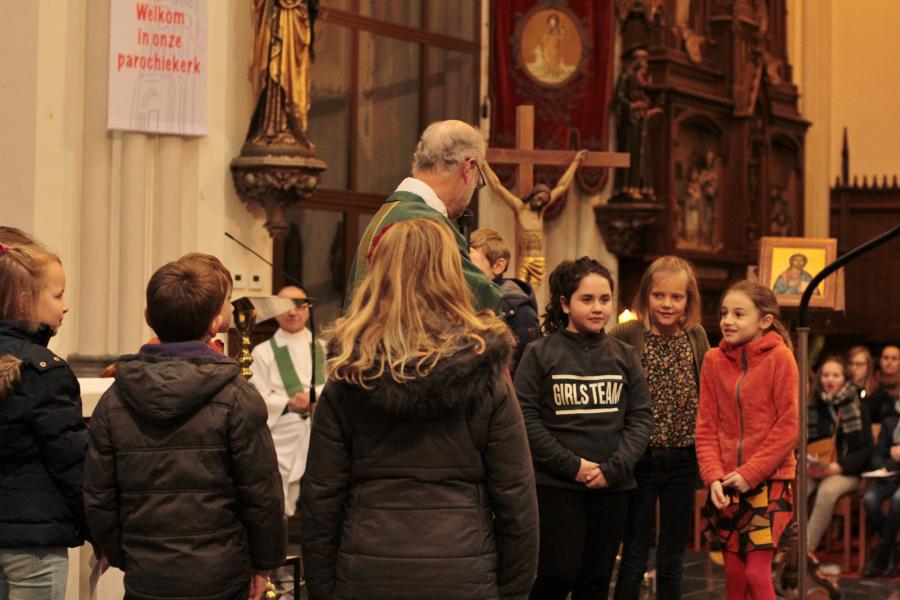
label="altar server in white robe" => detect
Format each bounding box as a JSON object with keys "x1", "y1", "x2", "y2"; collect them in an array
[{"x1": 250, "y1": 285, "x2": 325, "y2": 515}]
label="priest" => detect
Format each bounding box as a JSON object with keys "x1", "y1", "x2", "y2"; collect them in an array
[
  {"x1": 250, "y1": 285, "x2": 325, "y2": 516},
  {"x1": 345, "y1": 120, "x2": 502, "y2": 313}
]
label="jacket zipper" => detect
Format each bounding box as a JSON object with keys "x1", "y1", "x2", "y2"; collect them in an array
[{"x1": 735, "y1": 350, "x2": 748, "y2": 466}]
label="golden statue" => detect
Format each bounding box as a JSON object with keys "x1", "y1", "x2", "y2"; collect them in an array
[
  {"x1": 247, "y1": 0, "x2": 318, "y2": 153},
  {"x1": 483, "y1": 149, "x2": 587, "y2": 288}
]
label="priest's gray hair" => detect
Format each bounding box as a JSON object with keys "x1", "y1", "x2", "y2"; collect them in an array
[{"x1": 411, "y1": 120, "x2": 486, "y2": 173}]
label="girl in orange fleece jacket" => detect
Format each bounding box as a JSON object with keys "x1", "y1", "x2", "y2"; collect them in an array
[{"x1": 695, "y1": 281, "x2": 799, "y2": 600}]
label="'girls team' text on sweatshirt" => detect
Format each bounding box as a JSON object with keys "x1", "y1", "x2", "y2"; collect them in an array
[{"x1": 514, "y1": 329, "x2": 652, "y2": 491}]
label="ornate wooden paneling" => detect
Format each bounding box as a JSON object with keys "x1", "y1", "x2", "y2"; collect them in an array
[
  {"x1": 825, "y1": 173, "x2": 900, "y2": 342},
  {"x1": 605, "y1": 0, "x2": 808, "y2": 327}
]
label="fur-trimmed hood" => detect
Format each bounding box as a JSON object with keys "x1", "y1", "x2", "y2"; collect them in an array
[
  {"x1": 0, "y1": 321, "x2": 52, "y2": 399},
  {"x1": 330, "y1": 328, "x2": 514, "y2": 419},
  {"x1": 0, "y1": 354, "x2": 22, "y2": 398}
]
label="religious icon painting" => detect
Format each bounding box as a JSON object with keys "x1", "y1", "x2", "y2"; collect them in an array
[
  {"x1": 516, "y1": 6, "x2": 587, "y2": 87},
  {"x1": 758, "y1": 237, "x2": 843, "y2": 309}
]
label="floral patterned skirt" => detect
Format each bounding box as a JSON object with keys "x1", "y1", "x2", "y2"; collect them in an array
[{"x1": 706, "y1": 480, "x2": 794, "y2": 555}]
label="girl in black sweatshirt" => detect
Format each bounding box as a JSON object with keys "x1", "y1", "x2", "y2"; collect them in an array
[{"x1": 514, "y1": 257, "x2": 652, "y2": 599}]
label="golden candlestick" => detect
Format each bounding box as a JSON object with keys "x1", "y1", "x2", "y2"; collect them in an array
[{"x1": 232, "y1": 297, "x2": 258, "y2": 380}]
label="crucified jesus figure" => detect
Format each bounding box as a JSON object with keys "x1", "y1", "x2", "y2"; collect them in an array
[{"x1": 483, "y1": 149, "x2": 587, "y2": 288}]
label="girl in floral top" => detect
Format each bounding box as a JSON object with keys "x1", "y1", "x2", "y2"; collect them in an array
[{"x1": 610, "y1": 256, "x2": 710, "y2": 600}]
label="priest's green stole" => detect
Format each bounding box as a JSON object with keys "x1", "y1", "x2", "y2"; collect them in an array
[{"x1": 270, "y1": 337, "x2": 325, "y2": 397}]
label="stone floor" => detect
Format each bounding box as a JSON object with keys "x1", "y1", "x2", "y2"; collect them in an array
[
  {"x1": 281, "y1": 520, "x2": 900, "y2": 600},
  {"x1": 631, "y1": 550, "x2": 900, "y2": 600}
]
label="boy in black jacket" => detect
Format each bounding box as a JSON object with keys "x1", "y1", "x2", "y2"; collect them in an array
[
  {"x1": 470, "y1": 228, "x2": 540, "y2": 369},
  {"x1": 84, "y1": 255, "x2": 285, "y2": 600}
]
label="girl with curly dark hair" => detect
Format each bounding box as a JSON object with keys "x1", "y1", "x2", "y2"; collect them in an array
[{"x1": 514, "y1": 256, "x2": 652, "y2": 599}]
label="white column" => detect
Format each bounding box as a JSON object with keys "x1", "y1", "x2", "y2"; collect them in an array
[
  {"x1": 155, "y1": 136, "x2": 185, "y2": 267},
  {"x1": 77, "y1": 0, "x2": 113, "y2": 357},
  {"x1": 118, "y1": 133, "x2": 152, "y2": 352},
  {"x1": 796, "y1": 0, "x2": 832, "y2": 237}
]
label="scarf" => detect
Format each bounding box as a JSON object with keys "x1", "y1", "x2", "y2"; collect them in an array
[{"x1": 809, "y1": 381, "x2": 863, "y2": 439}]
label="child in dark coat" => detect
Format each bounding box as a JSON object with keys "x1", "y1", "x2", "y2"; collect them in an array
[{"x1": 84, "y1": 255, "x2": 286, "y2": 600}]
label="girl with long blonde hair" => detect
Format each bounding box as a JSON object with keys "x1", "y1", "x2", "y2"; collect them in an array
[
  {"x1": 611, "y1": 256, "x2": 710, "y2": 600},
  {"x1": 300, "y1": 219, "x2": 538, "y2": 599}
]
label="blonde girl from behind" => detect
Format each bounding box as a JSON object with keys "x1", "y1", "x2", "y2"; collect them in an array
[
  {"x1": 0, "y1": 239, "x2": 88, "y2": 600},
  {"x1": 611, "y1": 256, "x2": 710, "y2": 600},
  {"x1": 695, "y1": 280, "x2": 798, "y2": 600},
  {"x1": 300, "y1": 219, "x2": 538, "y2": 600}
]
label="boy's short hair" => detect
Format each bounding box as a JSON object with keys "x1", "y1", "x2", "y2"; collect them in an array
[
  {"x1": 469, "y1": 228, "x2": 511, "y2": 272},
  {"x1": 146, "y1": 254, "x2": 231, "y2": 342},
  {"x1": 178, "y1": 252, "x2": 233, "y2": 294}
]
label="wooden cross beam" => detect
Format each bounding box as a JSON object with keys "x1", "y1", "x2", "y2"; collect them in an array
[{"x1": 486, "y1": 105, "x2": 630, "y2": 196}]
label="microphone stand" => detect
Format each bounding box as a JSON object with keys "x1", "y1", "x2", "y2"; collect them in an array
[{"x1": 457, "y1": 209, "x2": 474, "y2": 244}]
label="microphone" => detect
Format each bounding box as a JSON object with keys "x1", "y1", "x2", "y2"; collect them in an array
[
  {"x1": 225, "y1": 232, "x2": 305, "y2": 290},
  {"x1": 457, "y1": 209, "x2": 474, "y2": 243}
]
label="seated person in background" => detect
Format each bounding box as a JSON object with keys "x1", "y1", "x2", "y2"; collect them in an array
[
  {"x1": 250, "y1": 285, "x2": 325, "y2": 516},
  {"x1": 85, "y1": 257, "x2": 285, "y2": 600},
  {"x1": 866, "y1": 344, "x2": 899, "y2": 427},
  {"x1": 861, "y1": 393, "x2": 900, "y2": 578},
  {"x1": 847, "y1": 345, "x2": 878, "y2": 399},
  {"x1": 806, "y1": 357, "x2": 872, "y2": 565},
  {"x1": 469, "y1": 228, "x2": 540, "y2": 370}
]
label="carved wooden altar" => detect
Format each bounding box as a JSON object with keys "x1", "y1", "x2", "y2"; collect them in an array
[{"x1": 601, "y1": 0, "x2": 809, "y2": 327}]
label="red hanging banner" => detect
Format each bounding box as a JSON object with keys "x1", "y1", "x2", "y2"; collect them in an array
[{"x1": 490, "y1": 0, "x2": 615, "y2": 194}]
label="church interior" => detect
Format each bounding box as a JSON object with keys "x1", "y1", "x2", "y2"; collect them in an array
[{"x1": 2, "y1": 1, "x2": 900, "y2": 599}]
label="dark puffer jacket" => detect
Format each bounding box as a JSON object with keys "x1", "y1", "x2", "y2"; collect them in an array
[
  {"x1": 84, "y1": 350, "x2": 286, "y2": 600},
  {"x1": 0, "y1": 321, "x2": 88, "y2": 548},
  {"x1": 871, "y1": 400, "x2": 900, "y2": 472},
  {"x1": 300, "y1": 331, "x2": 539, "y2": 600},
  {"x1": 496, "y1": 277, "x2": 540, "y2": 371}
]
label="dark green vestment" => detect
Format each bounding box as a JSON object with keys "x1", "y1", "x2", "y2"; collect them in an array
[{"x1": 345, "y1": 191, "x2": 502, "y2": 313}]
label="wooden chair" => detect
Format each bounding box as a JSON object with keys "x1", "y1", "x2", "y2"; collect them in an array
[
  {"x1": 858, "y1": 484, "x2": 894, "y2": 571},
  {"x1": 823, "y1": 494, "x2": 854, "y2": 573}
]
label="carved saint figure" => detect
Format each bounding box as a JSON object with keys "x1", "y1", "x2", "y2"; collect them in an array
[
  {"x1": 768, "y1": 187, "x2": 793, "y2": 236},
  {"x1": 613, "y1": 49, "x2": 661, "y2": 201},
  {"x1": 247, "y1": 0, "x2": 318, "y2": 152},
  {"x1": 698, "y1": 150, "x2": 719, "y2": 244},
  {"x1": 681, "y1": 165, "x2": 702, "y2": 244},
  {"x1": 483, "y1": 150, "x2": 587, "y2": 288},
  {"x1": 677, "y1": 151, "x2": 718, "y2": 248}
]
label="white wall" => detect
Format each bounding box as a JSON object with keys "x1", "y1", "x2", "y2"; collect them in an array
[
  {"x1": 829, "y1": 1, "x2": 900, "y2": 181},
  {"x1": 0, "y1": 0, "x2": 39, "y2": 233},
  {"x1": 0, "y1": 0, "x2": 274, "y2": 359},
  {"x1": 790, "y1": 0, "x2": 900, "y2": 237}
]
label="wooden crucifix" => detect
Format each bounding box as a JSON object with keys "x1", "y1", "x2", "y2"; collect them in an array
[{"x1": 484, "y1": 105, "x2": 630, "y2": 288}]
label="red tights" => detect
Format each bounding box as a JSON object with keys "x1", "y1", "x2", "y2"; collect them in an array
[{"x1": 723, "y1": 550, "x2": 775, "y2": 600}]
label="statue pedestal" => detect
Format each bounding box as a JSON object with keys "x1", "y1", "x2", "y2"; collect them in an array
[
  {"x1": 230, "y1": 153, "x2": 327, "y2": 239},
  {"x1": 594, "y1": 201, "x2": 664, "y2": 258}
]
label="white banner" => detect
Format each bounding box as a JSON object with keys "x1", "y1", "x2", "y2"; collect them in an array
[{"x1": 107, "y1": 0, "x2": 207, "y2": 136}]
